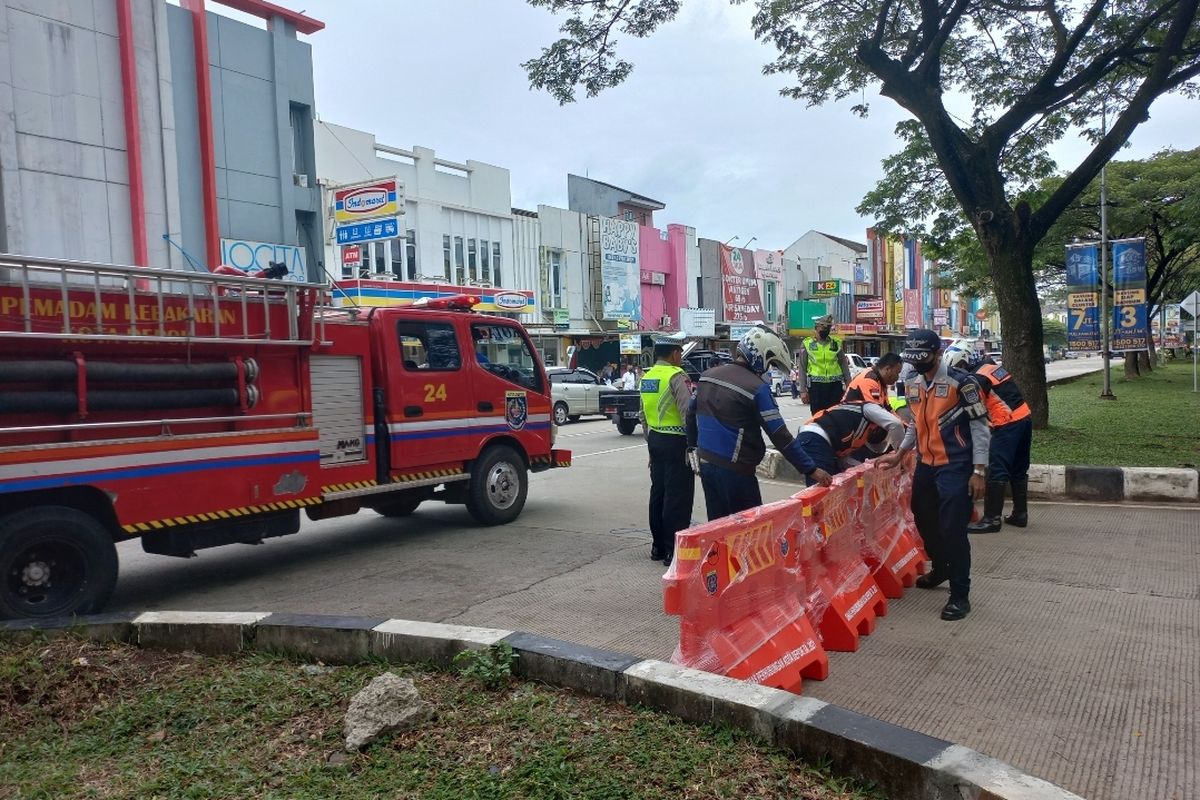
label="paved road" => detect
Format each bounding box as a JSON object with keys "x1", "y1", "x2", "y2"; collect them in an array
[{"x1": 107, "y1": 409, "x2": 1195, "y2": 800}]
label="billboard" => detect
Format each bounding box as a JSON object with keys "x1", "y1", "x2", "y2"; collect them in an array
[
  {"x1": 856, "y1": 299, "x2": 884, "y2": 320},
  {"x1": 809, "y1": 280, "x2": 839, "y2": 297},
  {"x1": 903, "y1": 289, "x2": 922, "y2": 328},
  {"x1": 721, "y1": 245, "x2": 763, "y2": 323},
  {"x1": 334, "y1": 178, "x2": 401, "y2": 224},
  {"x1": 220, "y1": 238, "x2": 307, "y2": 281},
  {"x1": 600, "y1": 216, "x2": 640, "y2": 321},
  {"x1": 1112, "y1": 238, "x2": 1149, "y2": 352},
  {"x1": 753, "y1": 249, "x2": 784, "y2": 283},
  {"x1": 1064, "y1": 243, "x2": 1100, "y2": 352}
]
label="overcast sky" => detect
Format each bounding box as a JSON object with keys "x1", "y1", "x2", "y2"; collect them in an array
[{"x1": 264, "y1": 0, "x2": 1197, "y2": 250}]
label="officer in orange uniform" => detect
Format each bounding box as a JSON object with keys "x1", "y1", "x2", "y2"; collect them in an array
[
  {"x1": 880, "y1": 330, "x2": 990, "y2": 621},
  {"x1": 952, "y1": 351, "x2": 1033, "y2": 532},
  {"x1": 795, "y1": 400, "x2": 906, "y2": 485},
  {"x1": 843, "y1": 353, "x2": 904, "y2": 407}
]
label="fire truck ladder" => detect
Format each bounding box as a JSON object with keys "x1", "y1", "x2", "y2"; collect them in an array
[{"x1": 0, "y1": 253, "x2": 326, "y2": 346}]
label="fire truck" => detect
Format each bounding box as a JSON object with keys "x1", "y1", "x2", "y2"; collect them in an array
[{"x1": 0, "y1": 254, "x2": 571, "y2": 620}]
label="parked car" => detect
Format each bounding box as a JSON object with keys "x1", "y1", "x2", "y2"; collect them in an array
[
  {"x1": 986, "y1": 351, "x2": 1004, "y2": 366},
  {"x1": 845, "y1": 352, "x2": 868, "y2": 378},
  {"x1": 1064, "y1": 351, "x2": 1080, "y2": 359},
  {"x1": 864, "y1": 356, "x2": 880, "y2": 368},
  {"x1": 768, "y1": 368, "x2": 794, "y2": 397},
  {"x1": 547, "y1": 367, "x2": 619, "y2": 425}
]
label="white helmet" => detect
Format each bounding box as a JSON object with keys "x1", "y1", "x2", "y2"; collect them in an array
[{"x1": 737, "y1": 325, "x2": 792, "y2": 375}]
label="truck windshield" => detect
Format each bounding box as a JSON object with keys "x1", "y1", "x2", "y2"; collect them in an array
[{"x1": 472, "y1": 324, "x2": 543, "y2": 392}]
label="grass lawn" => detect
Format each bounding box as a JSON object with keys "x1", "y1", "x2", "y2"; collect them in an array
[
  {"x1": 0, "y1": 637, "x2": 883, "y2": 800},
  {"x1": 1034, "y1": 360, "x2": 1200, "y2": 467}
]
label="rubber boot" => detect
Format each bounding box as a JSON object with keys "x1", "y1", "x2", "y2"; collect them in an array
[
  {"x1": 1005, "y1": 478, "x2": 1029, "y2": 527},
  {"x1": 967, "y1": 481, "x2": 1006, "y2": 533}
]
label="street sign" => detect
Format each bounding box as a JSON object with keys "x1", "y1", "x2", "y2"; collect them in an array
[
  {"x1": 1180, "y1": 290, "x2": 1200, "y2": 318},
  {"x1": 341, "y1": 244, "x2": 362, "y2": 267},
  {"x1": 335, "y1": 217, "x2": 401, "y2": 245}
]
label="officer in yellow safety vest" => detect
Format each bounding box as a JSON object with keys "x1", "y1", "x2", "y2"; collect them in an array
[
  {"x1": 638, "y1": 337, "x2": 695, "y2": 567},
  {"x1": 797, "y1": 315, "x2": 851, "y2": 414}
]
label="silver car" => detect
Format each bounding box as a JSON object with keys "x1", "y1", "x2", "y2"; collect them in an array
[{"x1": 547, "y1": 367, "x2": 619, "y2": 425}]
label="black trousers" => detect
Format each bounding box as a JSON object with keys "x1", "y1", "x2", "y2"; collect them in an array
[
  {"x1": 699, "y1": 462, "x2": 763, "y2": 520},
  {"x1": 911, "y1": 461, "x2": 973, "y2": 599},
  {"x1": 797, "y1": 431, "x2": 838, "y2": 486},
  {"x1": 648, "y1": 431, "x2": 694, "y2": 557},
  {"x1": 807, "y1": 380, "x2": 845, "y2": 413},
  {"x1": 989, "y1": 418, "x2": 1032, "y2": 484}
]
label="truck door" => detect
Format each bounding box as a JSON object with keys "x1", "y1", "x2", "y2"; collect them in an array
[
  {"x1": 389, "y1": 317, "x2": 476, "y2": 470},
  {"x1": 469, "y1": 321, "x2": 552, "y2": 451}
]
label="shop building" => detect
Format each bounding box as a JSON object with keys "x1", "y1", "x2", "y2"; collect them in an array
[{"x1": 0, "y1": 0, "x2": 324, "y2": 278}]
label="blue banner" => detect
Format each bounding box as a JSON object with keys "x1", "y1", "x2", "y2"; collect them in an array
[
  {"x1": 1065, "y1": 244, "x2": 1101, "y2": 352},
  {"x1": 1111, "y1": 238, "x2": 1149, "y2": 352}
]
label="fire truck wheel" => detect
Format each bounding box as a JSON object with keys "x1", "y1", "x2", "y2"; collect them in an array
[
  {"x1": 374, "y1": 494, "x2": 423, "y2": 518},
  {"x1": 553, "y1": 402, "x2": 569, "y2": 426},
  {"x1": 0, "y1": 507, "x2": 118, "y2": 620},
  {"x1": 466, "y1": 445, "x2": 528, "y2": 526}
]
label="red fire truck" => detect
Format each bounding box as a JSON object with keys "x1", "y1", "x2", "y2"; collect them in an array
[{"x1": 0, "y1": 254, "x2": 570, "y2": 620}]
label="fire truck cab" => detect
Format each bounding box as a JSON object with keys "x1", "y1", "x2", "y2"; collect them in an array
[{"x1": 0, "y1": 255, "x2": 569, "y2": 620}]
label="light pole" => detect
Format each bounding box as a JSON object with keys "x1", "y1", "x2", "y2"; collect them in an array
[{"x1": 722, "y1": 235, "x2": 740, "y2": 247}]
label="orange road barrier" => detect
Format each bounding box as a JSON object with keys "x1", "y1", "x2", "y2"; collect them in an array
[
  {"x1": 857, "y1": 457, "x2": 927, "y2": 599},
  {"x1": 664, "y1": 497, "x2": 829, "y2": 693},
  {"x1": 795, "y1": 473, "x2": 888, "y2": 653}
]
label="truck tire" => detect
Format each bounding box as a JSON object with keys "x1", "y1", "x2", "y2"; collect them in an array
[
  {"x1": 466, "y1": 445, "x2": 528, "y2": 526},
  {"x1": 0, "y1": 506, "x2": 118, "y2": 620},
  {"x1": 374, "y1": 494, "x2": 423, "y2": 518},
  {"x1": 616, "y1": 417, "x2": 638, "y2": 436},
  {"x1": 553, "y1": 402, "x2": 569, "y2": 426}
]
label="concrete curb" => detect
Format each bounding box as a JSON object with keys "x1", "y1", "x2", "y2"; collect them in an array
[
  {"x1": 0, "y1": 611, "x2": 1083, "y2": 800},
  {"x1": 760, "y1": 451, "x2": 1199, "y2": 503}
]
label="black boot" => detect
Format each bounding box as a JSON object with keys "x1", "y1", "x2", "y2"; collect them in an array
[
  {"x1": 1005, "y1": 478, "x2": 1029, "y2": 527},
  {"x1": 940, "y1": 595, "x2": 971, "y2": 621},
  {"x1": 916, "y1": 566, "x2": 949, "y2": 589},
  {"x1": 968, "y1": 481, "x2": 1006, "y2": 533}
]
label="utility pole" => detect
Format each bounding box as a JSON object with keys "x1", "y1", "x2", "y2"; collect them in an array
[{"x1": 1099, "y1": 102, "x2": 1115, "y2": 399}]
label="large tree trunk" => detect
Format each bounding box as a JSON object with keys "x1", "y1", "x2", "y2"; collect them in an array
[
  {"x1": 1124, "y1": 351, "x2": 1140, "y2": 378},
  {"x1": 1138, "y1": 346, "x2": 1153, "y2": 373},
  {"x1": 982, "y1": 230, "x2": 1048, "y2": 427}
]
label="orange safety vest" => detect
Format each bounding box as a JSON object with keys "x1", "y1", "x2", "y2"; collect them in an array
[
  {"x1": 843, "y1": 369, "x2": 889, "y2": 408},
  {"x1": 905, "y1": 365, "x2": 989, "y2": 466},
  {"x1": 975, "y1": 364, "x2": 1031, "y2": 426},
  {"x1": 807, "y1": 403, "x2": 881, "y2": 456}
]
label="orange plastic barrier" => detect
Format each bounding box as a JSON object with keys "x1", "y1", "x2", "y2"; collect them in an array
[
  {"x1": 857, "y1": 456, "x2": 927, "y2": 599},
  {"x1": 664, "y1": 497, "x2": 829, "y2": 693},
  {"x1": 795, "y1": 472, "x2": 888, "y2": 652}
]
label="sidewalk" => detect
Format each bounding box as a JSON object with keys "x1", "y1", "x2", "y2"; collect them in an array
[{"x1": 447, "y1": 500, "x2": 1198, "y2": 800}]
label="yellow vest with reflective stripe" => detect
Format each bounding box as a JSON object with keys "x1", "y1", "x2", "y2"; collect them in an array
[
  {"x1": 640, "y1": 362, "x2": 686, "y2": 435},
  {"x1": 803, "y1": 336, "x2": 843, "y2": 379}
]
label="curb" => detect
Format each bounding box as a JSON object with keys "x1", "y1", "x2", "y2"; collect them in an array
[
  {"x1": 0, "y1": 611, "x2": 1083, "y2": 800},
  {"x1": 759, "y1": 452, "x2": 1199, "y2": 503}
]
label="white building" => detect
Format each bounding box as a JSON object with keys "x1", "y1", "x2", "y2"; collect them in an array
[
  {"x1": 314, "y1": 121, "x2": 523, "y2": 300},
  {"x1": 784, "y1": 230, "x2": 870, "y2": 292}
]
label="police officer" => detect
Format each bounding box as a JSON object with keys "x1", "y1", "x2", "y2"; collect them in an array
[
  {"x1": 797, "y1": 315, "x2": 851, "y2": 413},
  {"x1": 949, "y1": 351, "x2": 1033, "y2": 533},
  {"x1": 795, "y1": 400, "x2": 906, "y2": 485},
  {"x1": 687, "y1": 325, "x2": 832, "y2": 520},
  {"x1": 639, "y1": 337, "x2": 695, "y2": 566},
  {"x1": 879, "y1": 330, "x2": 990, "y2": 621}
]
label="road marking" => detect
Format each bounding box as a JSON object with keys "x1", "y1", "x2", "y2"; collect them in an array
[{"x1": 574, "y1": 444, "x2": 646, "y2": 459}]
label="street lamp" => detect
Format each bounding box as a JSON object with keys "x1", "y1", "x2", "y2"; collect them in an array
[
  {"x1": 744, "y1": 236, "x2": 757, "y2": 249},
  {"x1": 722, "y1": 235, "x2": 740, "y2": 246}
]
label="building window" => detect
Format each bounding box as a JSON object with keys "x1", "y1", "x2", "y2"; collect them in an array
[
  {"x1": 373, "y1": 241, "x2": 386, "y2": 275},
  {"x1": 549, "y1": 249, "x2": 563, "y2": 308},
  {"x1": 289, "y1": 103, "x2": 312, "y2": 181},
  {"x1": 405, "y1": 230, "x2": 420, "y2": 280},
  {"x1": 442, "y1": 235, "x2": 451, "y2": 281},
  {"x1": 389, "y1": 238, "x2": 403, "y2": 280},
  {"x1": 454, "y1": 236, "x2": 465, "y2": 285},
  {"x1": 492, "y1": 242, "x2": 502, "y2": 286},
  {"x1": 468, "y1": 239, "x2": 478, "y2": 282},
  {"x1": 480, "y1": 239, "x2": 490, "y2": 284},
  {"x1": 764, "y1": 281, "x2": 777, "y2": 322},
  {"x1": 623, "y1": 210, "x2": 635, "y2": 222}
]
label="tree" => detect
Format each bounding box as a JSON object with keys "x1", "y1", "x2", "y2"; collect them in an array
[
  {"x1": 523, "y1": 0, "x2": 1200, "y2": 426},
  {"x1": 1042, "y1": 318, "x2": 1068, "y2": 350}
]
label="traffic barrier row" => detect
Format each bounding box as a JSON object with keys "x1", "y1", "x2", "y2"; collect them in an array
[{"x1": 663, "y1": 453, "x2": 927, "y2": 693}]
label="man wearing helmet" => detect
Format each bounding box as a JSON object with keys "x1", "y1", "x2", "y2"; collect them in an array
[
  {"x1": 879, "y1": 329, "x2": 990, "y2": 621},
  {"x1": 796, "y1": 315, "x2": 852, "y2": 413},
  {"x1": 945, "y1": 349, "x2": 1033, "y2": 533},
  {"x1": 686, "y1": 325, "x2": 833, "y2": 520}
]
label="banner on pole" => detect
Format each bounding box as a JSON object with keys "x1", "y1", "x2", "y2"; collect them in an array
[
  {"x1": 1065, "y1": 243, "x2": 1101, "y2": 352},
  {"x1": 722, "y1": 245, "x2": 763, "y2": 323},
  {"x1": 600, "y1": 216, "x2": 640, "y2": 321},
  {"x1": 1111, "y1": 238, "x2": 1149, "y2": 352}
]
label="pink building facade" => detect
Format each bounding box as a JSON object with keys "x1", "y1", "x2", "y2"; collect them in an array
[{"x1": 638, "y1": 223, "x2": 693, "y2": 330}]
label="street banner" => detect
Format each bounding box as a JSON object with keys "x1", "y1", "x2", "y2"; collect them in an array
[
  {"x1": 1112, "y1": 238, "x2": 1149, "y2": 352},
  {"x1": 600, "y1": 216, "x2": 640, "y2": 321},
  {"x1": 1065, "y1": 243, "x2": 1101, "y2": 352},
  {"x1": 721, "y1": 245, "x2": 763, "y2": 323},
  {"x1": 856, "y1": 299, "x2": 884, "y2": 320},
  {"x1": 903, "y1": 289, "x2": 921, "y2": 328},
  {"x1": 619, "y1": 333, "x2": 642, "y2": 355},
  {"x1": 753, "y1": 249, "x2": 784, "y2": 283}
]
